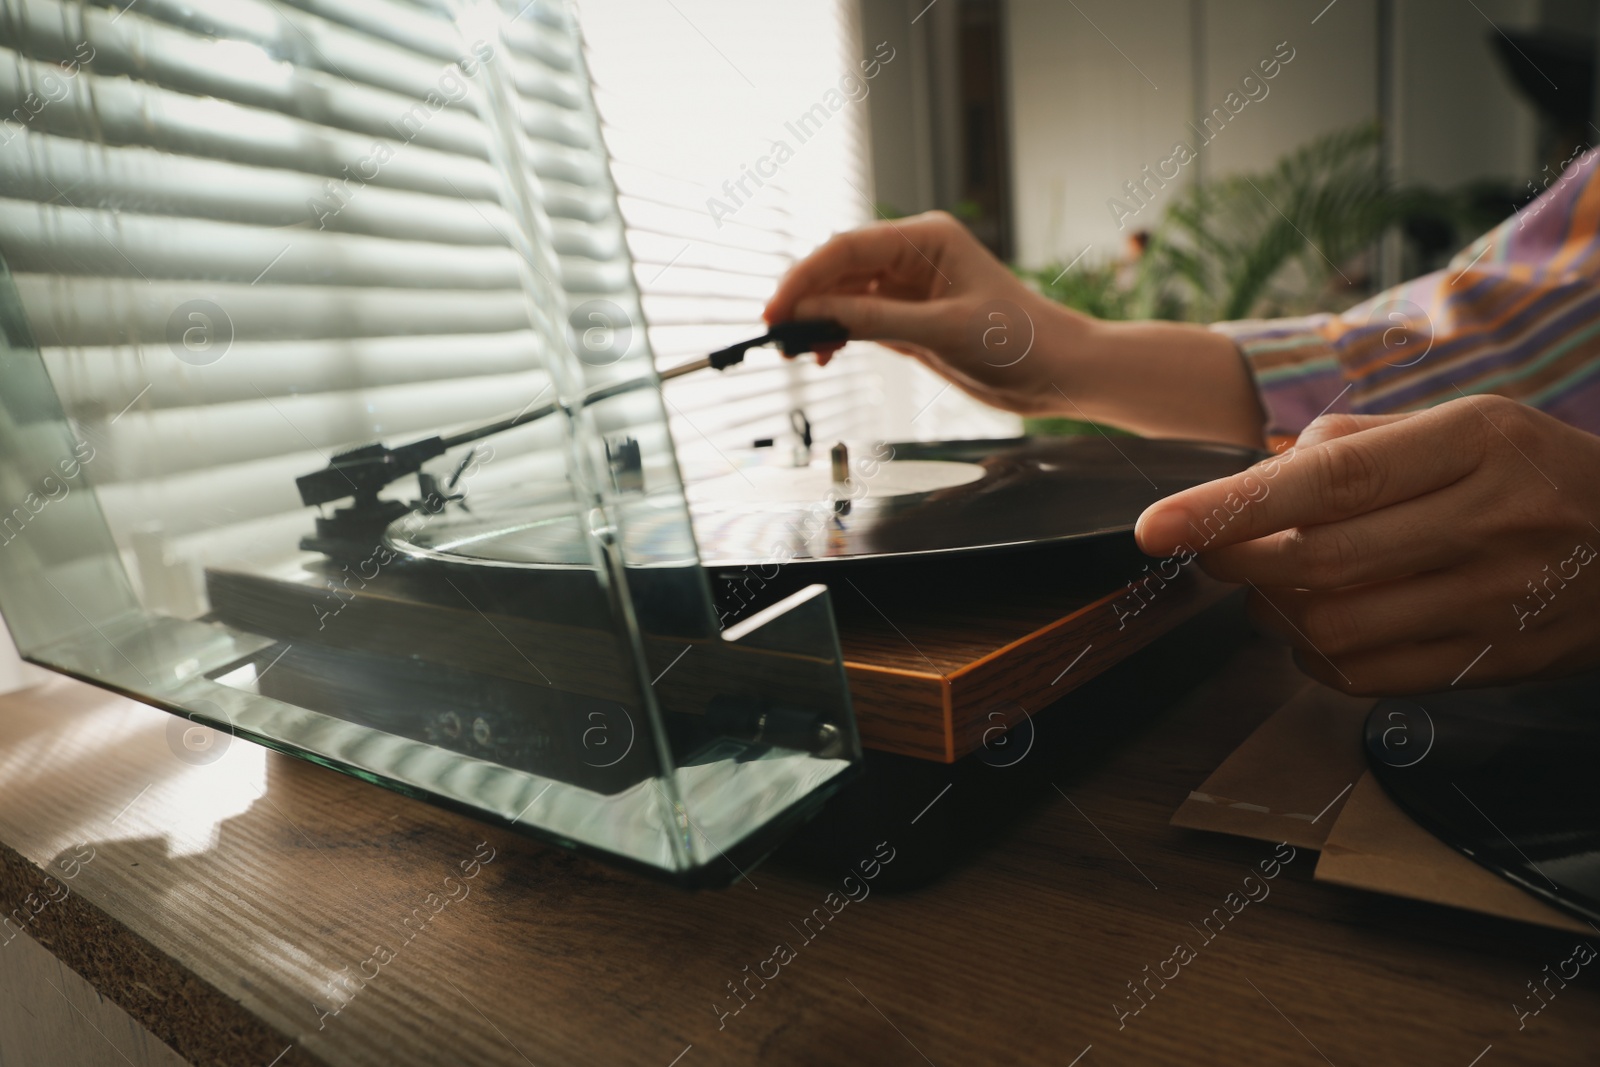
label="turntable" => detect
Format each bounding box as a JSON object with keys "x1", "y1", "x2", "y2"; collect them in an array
[
  {"x1": 0, "y1": 0, "x2": 1253, "y2": 885},
  {"x1": 0, "y1": 326, "x2": 1251, "y2": 886},
  {"x1": 0, "y1": 309, "x2": 1253, "y2": 887},
  {"x1": 205, "y1": 411, "x2": 1255, "y2": 766}
]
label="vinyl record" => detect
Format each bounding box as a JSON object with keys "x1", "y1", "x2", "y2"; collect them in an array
[
  {"x1": 1365, "y1": 673, "x2": 1600, "y2": 924},
  {"x1": 387, "y1": 435, "x2": 1261, "y2": 571}
]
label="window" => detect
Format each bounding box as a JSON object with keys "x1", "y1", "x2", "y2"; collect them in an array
[{"x1": 574, "y1": 0, "x2": 883, "y2": 477}]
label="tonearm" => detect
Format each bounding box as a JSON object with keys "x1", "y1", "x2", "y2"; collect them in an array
[{"x1": 292, "y1": 319, "x2": 848, "y2": 557}]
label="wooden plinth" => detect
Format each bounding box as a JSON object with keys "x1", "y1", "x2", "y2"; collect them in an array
[{"x1": 822, "y1": 542, "x2": 1231, "y2": 759}]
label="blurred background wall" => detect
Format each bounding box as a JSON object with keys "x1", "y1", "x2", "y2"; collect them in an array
[{"x1": 861, "y1": 0, "x2": 1595, "y2": 278}]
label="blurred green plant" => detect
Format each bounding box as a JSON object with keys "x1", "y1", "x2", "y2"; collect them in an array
[
  {"x1": 1020, "y1": 123, "x2": 1506, "y2": 327},
  {"x1": 1151, "y1": 123, "x2": 1401, "y2": 320},
  {"x1": 1020, "y1": 259, "x2": 1170, "y2": 322},
  {"x1": 1016, "y1": 123, "x2": 1515, "y2": 435},
  {"x1": 1021, "y1": 414, "x2": 1134, "y2": 437},
  {"x1": 951, "y1": 198, "x2": 984, "y2": 223}
]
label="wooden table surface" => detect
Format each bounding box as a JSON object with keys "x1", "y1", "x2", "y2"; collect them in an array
[{"x1": 1, "y1": 608, "x2": 1596, "y2": 1066}]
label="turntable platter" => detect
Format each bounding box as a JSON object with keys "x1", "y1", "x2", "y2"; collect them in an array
[
  {"x1": 686, "y1": 459, "x2": 986, "y2": 505},
  {"x1": 386, "y1": 436, "x2": 1261, "y2": 571}
]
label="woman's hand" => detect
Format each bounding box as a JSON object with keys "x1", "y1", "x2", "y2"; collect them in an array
[
  {"x1": 764, "y1": 212, "x2": 1268, "y2": 446},
  {"x1": 1135, "y1": 395, "x2": 1600, "y2": 694},
  {"x1": 762, "y1": 211, "x2": 1076, "y2": 415}
]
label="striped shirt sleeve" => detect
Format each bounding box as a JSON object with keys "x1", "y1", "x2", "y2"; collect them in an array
[{"x1": 1212, "y1": 148, "x2": 1600, "y2": 442}]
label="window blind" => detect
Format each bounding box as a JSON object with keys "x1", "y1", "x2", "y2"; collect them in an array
[
  {"x1": 0, "y1": 0, "x2": 882, "y2": 623},
  {"x1": 572, "y1": 0, "x2": 880, "y2": 479}
]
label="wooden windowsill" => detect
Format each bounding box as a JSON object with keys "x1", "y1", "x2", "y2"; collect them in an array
[{"x1": 0, "y1": 633, "x2": 1594, "y2": 1065}]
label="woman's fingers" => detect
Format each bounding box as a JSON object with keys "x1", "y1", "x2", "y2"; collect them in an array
[
  {"x1": 1135, "y1": 406, "x2": 1479, "y2": 557},
  {"x1": 1289, "y1": 638, "x2": 1497, "y2": 695},
  {"x1": 764, "y1": 215, "x2": 953, "y2": 325},
  {"x1": 1246, "y1": 579, "x2": 1482, "y2": 695},
  {"x1": 1244, "y1": 571, "x2": 1492, "y2": 660},
  {"x1": 790, "y1": 292, "x2": 953, "y2": 350},
  {"x1": 1291, "y1": 411, "x2": 1415, "y2": 449},
  {"x1": 1198, "y1": 489, "x2": 1469, "y2": 588}
]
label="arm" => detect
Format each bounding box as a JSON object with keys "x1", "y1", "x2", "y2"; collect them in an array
[
  {"x1": 762, "y1": 212, "x2": 1267, "y2": 449},
  {"x1": 769, "y1": 149, "x2": 1600, "y2": 453},
  {"x1": 1217, "y1": 146, "x2": 1600, "y2": 441},
  {"x1": 1062, "y1": 318, "x2": 1265, "y2": 447}
]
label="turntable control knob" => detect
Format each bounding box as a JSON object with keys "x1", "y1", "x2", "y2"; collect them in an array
[{"x1": 830, "y1": 441, "x2": 850, "y2": 485}]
